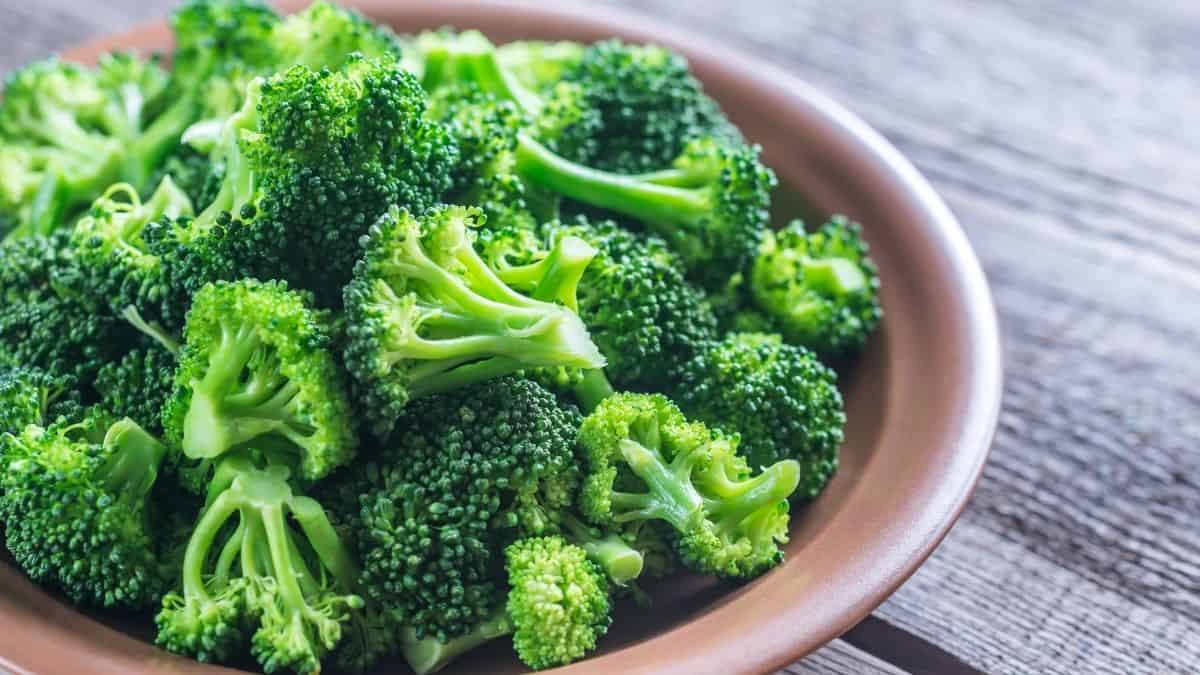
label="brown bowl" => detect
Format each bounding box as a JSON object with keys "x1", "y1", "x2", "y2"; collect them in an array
[{"x1": 0, "y1": 2, "x2": 1002, "y2": 674}]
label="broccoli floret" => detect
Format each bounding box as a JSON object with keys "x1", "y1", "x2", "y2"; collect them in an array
[
  {"x1": 745, "y1": 217, "x2": 882, "y2": 361},
  {"x1": 0, "y1": 53, "x2": 187, "y2": 237},
  {"x1": 578, "y1": 392, "x2": 800, "y2": 579},
  {"x1": 162, "y1": 279, "x2": 357, "y2": 484},
  {"x1": 515, "y1": 135, "x2": 775, "y2": 290},
  {"x1": 70, "y1": 178, "x2": 196, "y2": 330},
  {"x1": 0, "y1": 366, "x2": 82, "y2": 436},
  {"x1": 271, "y1": 0, "x2": 401, "y2": 68},
  {"x1": 155, "y1": 453, "x2": 364, "y2": 674},
  {"x1": 400, "y1": 535, "x2": 612, "y2": 674},
  {"x1": 94, "y1": 344, "x2": 177, "y2": 435},
  {"x1": 561, "y1": 40, "x2": 740, "y2": 174},
  {"x1": 668, "y1": 333, "x2": 846, "y2": 501},
  {"x1": 150, "y1": 144, "x2": 221, "y2": 211},
  {"x1": 0, "y1": 413, "x2": 170, "y2": 608},
  {"x1": 0, "y1": 232, "x2": 133, "y2": 383},
  {"x1": 342, "y1": 205, "x2": 604, "y2": 437},
  {"x1": 154, "y1": 56, "x2": 458, "y2": 306}
]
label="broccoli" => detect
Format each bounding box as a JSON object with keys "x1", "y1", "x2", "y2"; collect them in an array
[
  {"x1": 577, "y1": 392, "x2": 800, "y2": 579},
  {"x1": 70, "y1": 177, "x2": 196, "y2": 330},
  {"x1": 560, "y1": 40, "x2": 740, "y2": 174},
  {"x1": 151, "y1": 55, "x2": 458, "y2": 306},
  {"x1": 514, "y1": 134, "x2": 776, "y2": 290},
  {"x1": 742, "y1": 217, "x2": 883, "y2": 362},
  {"x1": 150, "y1": 144, "x2": 221, "y2": 210},
  {"x1": 162, "y1": 279, "x2": 357, "y2": 485},
  {"x1": 667, "y1": 333, "x2": 846, "y2": 501},
  {"x1": 155, "y1": 453, "x2": 364, "y2": 674},
  {"x1": 401, "y1": 536, "x2": 612, "y2": 674},
  {"x1": 95, "y1": 344, "x2": 177, "y2": 435},
  {"x1": 0, "y1": 366, "x2": 82, "y2": 436},
  {"x1": 0, "y1": 412, "x2": 171, "y2": 608},
  {"x1": 0, "y1": 53, "x2": 191, "y2": 238},
  {"x1": 0, "y1": 232, "x2": 133, "y2": 384},
  {"x1": 354, "y1": 378, "x2": 639, "y2": 644},
  {"x1": 271, "y1": 0, "x2": 400, "y2": 67},
  {"x1": 496, "y1": 40, "x2": 586, "y2": 91},
  {"x1": 342, "y1": 205, "x2": 605, "y2": 437}
]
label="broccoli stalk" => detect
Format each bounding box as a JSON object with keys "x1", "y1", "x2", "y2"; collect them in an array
[
  {"x1": 515, "y1": 135, "x2": 775, "y2": 289},
  {"x1": 559, "y1": 512, "x2": 643, "y2": 585},
  {"x1": 343, "y1": 205, "x2": 605, "y2": 437},
  {"x1": 400, "y1": 536, "x2": 611, "y2": 674},
  {"x1": 579, "y1": 393, "x2": 801, "y2": 579},
  {"x1": 156, "y1": 455, "x2": 364, "y2": 674}
]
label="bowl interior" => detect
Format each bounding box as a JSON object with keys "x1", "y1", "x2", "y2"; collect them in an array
[{"x1": 0, "y1": 3, "x2": 1000, "y2": 675}]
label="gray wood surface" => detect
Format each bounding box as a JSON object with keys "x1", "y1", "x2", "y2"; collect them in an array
[{"x1": 4, "y1": 1, "x2": 1198, "y2": 674}]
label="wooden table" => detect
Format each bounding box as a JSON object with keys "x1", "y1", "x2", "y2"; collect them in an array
[{"x1": 4, "y1": 1, "x2": 1197, "y2": 673}]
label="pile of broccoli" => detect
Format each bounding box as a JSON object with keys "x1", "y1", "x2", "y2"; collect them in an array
[{"x1": 0, "y1": 2, "x2": 882, "y2": 674}]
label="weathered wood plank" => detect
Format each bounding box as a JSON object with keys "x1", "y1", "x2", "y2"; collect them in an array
[{"x1": 781, "y1": 639, "x2": 908, "y2": 675}]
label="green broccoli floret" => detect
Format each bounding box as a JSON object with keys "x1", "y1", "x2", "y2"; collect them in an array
[
  {"x1": 0, "y1": 413, "x2": 170, "y2": 608},
  {"x1": 354, "y1": 378, "x2": 637, "y2": 643},
  {"x1": 667, "y1": 333, "x2": 846, "y2": 501},
  {"x1": 0, "y1": 366, "x2": 82, "y2": 436},
  {"x1": 0, "y1": 53, "x2": 186, "y2": 237},
  {"x1": 162, "y1": 279, "x2": 357, "y2": 485},
  {"x1": 401, "y1": 535, "x2": 612, "y2": 674},
  {"x1": 342, "y1": 205, "x2": 604, "y2": 437},
  {"x1": 578, "y1": 392, "x2": 800, "y2": 579},
  {"x1": 150, "y1": 145, "x2": 221, "y2": 210},
  {"x1": 70, "y1": 177, "x2": 196, "y2": 330},
  {"x1": 153, "y1": 55, "x2": 458, "y2": 306},
  {"x1": 155, "y1": 453, "x2": 364, "y2": 674},
  {"x1": 560, "y1": 40, "x2": 740, "y2": 174},
  {"x1": 744, "y1": 217, "x2": 882, "y2": 361},
  {"x1": 271, "y1": 0, "x2": 401, "y2": 68},
  {"x1": 94, "y1": 343, "x2": 177, "y2": 435},
  {"x1": 515, "y1": 134, "x2": 775, "y2": 290},
  {"x1": 0, "y1": 232, "x2": 133, "y2": 383}
]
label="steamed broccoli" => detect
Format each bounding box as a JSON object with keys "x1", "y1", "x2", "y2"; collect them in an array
[
  {"x1": 0, "y1": 232, "x2": 133, "y2": 384},
  {"x1": 741, "y1": 217, "x2": 882, "y2": 361},
  {"x1": 667, "y1": 333, "x2": 846, "y2": 501},
  {"x1": 162, "y1": 279, "x2": 357, "y2": 484},
  {"x1": 0, "y1": 53, "x2": 190, "y2": 238},
  {"x1": 342, "y1": 205, "x2": 604, "y2": 437},
  {"x1": 560, "y1": 40, "x2": 740, "y2": 174},
  {"x1": 401, "y1": 536, "x2": 612, "y2": 674},
  {"x1": 155, "y1": 453, "x2": 364, "y2": 674},
  {"x1": 0, "y1": 366, "x2": 82, "y2": 436},
  {"x1": 94, "y1": 344, "x2": 177, "y2": 435},
  {"x1": 496, "y1": 40, "x2": 586, "y2": 91},
  {"x1": 578, "y1": 392, "x2": 800, "y2": 579},
  {"x1": 515, "y1": 134, "x2": 775, "y2": 290},
  {"x1": 0, "y1": 412, "x2": 171, "y2": 608}
]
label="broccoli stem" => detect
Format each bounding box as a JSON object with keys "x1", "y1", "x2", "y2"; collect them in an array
[
  {"x1": 514, "y1": 134, "x2": 709, "y2": 232},
  {"x1": 121, "y1": 306, "x2": 181, "y2": 356},
  {"x1": 97, "y1": 418, "x2": 166, "y2": 500},
  {"x1": 702, "y1": 458, "x2": 800, "y2": 529},
  {"x1": 572, "y1": 369, "x2": 615, "y2": 412},
  {"x1": 179, "y1": 481, "x2": 243, "y2": 604},
  {"x1": 125, "y1": 94, "x2": 200, "y2": 191},
  {"x1": 611, "y1": 438, "x2": 706, "y2": 530},
  {"x1": 400, "y1": 612, "x2": 514, "y2": 675},
  {"x1": 290, "y1": 495, "x2": 361, "y2": 591},
  {"x1": 407, "y1": 356, "x2": 527, "y2": 400},
  {"x1": 560, "y1": 513, "x2": 643, "y2": 585}
]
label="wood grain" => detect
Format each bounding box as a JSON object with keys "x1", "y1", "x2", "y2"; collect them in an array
[{"x1": 4, "y1": 1, "x2": 1199, "y2": 674}]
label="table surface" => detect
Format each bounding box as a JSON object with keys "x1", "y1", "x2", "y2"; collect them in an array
[{"x1": 3, "y1": 1, "x2": 1197, "y2": 674}]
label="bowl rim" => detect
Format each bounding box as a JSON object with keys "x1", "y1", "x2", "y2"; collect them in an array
[{"x1": 0, "y1": 2, "x2": 1002, "y2": 674}]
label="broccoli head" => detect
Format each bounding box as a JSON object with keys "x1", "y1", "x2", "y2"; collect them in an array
[
  {"x1": 0, "y1": 412, "x2": 170, "y2": 608},
  {"x1": 668, "y1": 333, "x2": 846, "y2": 501},
  {"x1": 0, "y1": 366, "x2": 82, "y2": 436},
  {"x1": 746, "y1": 217, "x2": 882, "y2": 361},
  {"x1": 515, "y1": 134, "x2": 775, "y2": 290},
  {"x1": 155, "y1": 453, "x2": 364, "y2": 674},
  {"x1": 578, "y1": 392, "x2": 800, "y2": 579},
  {"x1": 0, "y1": 232, "x2": 133, "y2": 383},
  {"x1": 162, "y1": 279, "x2": 357, "y2": 484},
  {"x1": 400, "y1": 535, "x2": 612, "y2": 674},
  {"x1": 342, "y1": 205, "x2": 604, "y2": 437},
  {"x1": 560, "y1": 40, "x2": 740, "y2": 173},
  {"x1": 95, "y1": 343, "x2": 177, "y2": 435}
]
